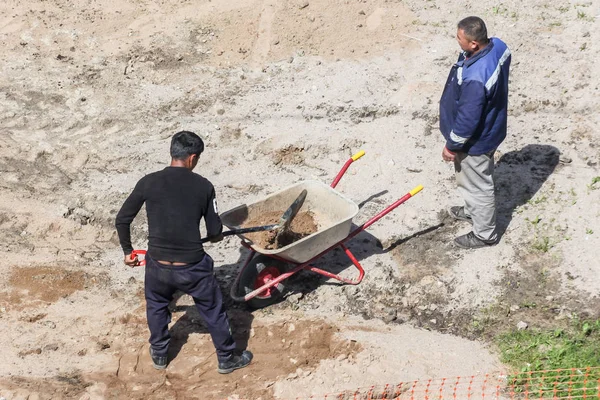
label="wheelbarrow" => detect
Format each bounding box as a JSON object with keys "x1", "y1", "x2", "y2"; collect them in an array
[{"x1": 221, "y1": 151, "x2": 423, "y2": 308}]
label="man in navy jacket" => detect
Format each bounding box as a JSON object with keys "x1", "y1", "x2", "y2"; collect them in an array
[{"x1": 439, "y1": 16, "x2": 511, "y2": 248}]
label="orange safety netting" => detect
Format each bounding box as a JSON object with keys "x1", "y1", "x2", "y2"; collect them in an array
[{"x1": 286, "y1": 367, "x2": 600, "y2": 400}]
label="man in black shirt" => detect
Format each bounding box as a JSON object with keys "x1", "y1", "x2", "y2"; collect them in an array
[{"x1": 115, "y1": 131, "x2": 252, "y2": 373}]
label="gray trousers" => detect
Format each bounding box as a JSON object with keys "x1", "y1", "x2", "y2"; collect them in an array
[{"x1": 454, "y1": 151, "x2": 498, "y2": 242}]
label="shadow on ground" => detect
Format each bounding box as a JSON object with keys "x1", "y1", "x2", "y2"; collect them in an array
[{"x1": 495, "y1": 144, "x2": 560, "y2": 237}]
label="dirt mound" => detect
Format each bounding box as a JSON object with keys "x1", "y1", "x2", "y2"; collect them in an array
[
  {"x1": 0, "y1": 317, "x2": 360, "y2": 399},
  {"x1": 273, "y1": 145, "x2": 306, "y2": 166},
  {"x1": 2, "y1": 266, "x2": 89, "y2": 310},
  {"x1": 242, "y1": 210, "x2": 318, "y2": 249}
]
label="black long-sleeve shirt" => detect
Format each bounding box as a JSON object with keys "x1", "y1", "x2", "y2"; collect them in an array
[{"x1": 115, "y1": 167, "x2": 223, "y2": 263}]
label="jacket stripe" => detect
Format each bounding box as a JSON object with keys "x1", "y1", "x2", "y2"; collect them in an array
[
  {"x1": 485, "y1": 48, "x2": 511, "y2": 91},
  {"x1": 450, "y1": 130, "x2": 469, "y2": 144}
]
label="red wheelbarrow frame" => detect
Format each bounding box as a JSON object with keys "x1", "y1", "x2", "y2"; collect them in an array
[{"x1": 230, "y1": 151, "x2": 423, "y2": 303}]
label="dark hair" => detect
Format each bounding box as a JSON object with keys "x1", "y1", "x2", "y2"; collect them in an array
[
  {"x1": 457, "y1": 16, "x2": 488, "y2": 43},
  {"x1": 170, "y1": 131, "x2": 204, "y2": 160}
]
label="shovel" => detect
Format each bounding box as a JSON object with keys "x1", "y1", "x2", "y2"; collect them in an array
[{"x1": 200, "y1": 189, "x2": 308, "y2": 243}]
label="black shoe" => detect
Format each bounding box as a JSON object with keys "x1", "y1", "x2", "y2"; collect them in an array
[
  {"x1": 149, "y1": 347, "x2": 168, "y2": 370},
  {"x1": 454, "y1": 231, "x2": 496, "y2": 249},
  {"x1": 217, "y1": 350, "x2": 253, "y2": 374},
  {"x1": 448, "y1": 206, "x2": 472, "y2": 224}
]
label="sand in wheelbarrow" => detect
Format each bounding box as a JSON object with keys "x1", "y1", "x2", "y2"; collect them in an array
[{"x1": 241, "y1": 210, "x2": 318, "y2": 249}]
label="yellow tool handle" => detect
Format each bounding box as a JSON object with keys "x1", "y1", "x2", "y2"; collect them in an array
[
  {"x1": 409, "y1": 185, "x2": 424, "y2": 196},
  {"x1": 351, "y1": 150, "x2": 366, "y2": 161}
]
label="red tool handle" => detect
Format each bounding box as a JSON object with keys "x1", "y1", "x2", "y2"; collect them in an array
[
  {"x1": 331, "y1": 150, "x2": 365, "y2": 188},
  {"x1": 130, "y1": 249, "x2": 147, "y2": 266}
]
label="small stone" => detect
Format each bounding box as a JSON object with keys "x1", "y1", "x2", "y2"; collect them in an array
[
  {"x1": 382, "y1": 308, "x2": 397, "y2": 323},
  {"x1": 297, "y1": 1, "x2": 309, "y2": 9},
  {"x1": 429, "y1": 319, "x2": 437, "y2": 324},
  {"x1": 287, "y1": 293, "x2": 303, "y2": 304},
  {"x1": 545, "y1": 295, "x2": 554, "y2": 302},
  {"x1": 517, "y1": 321, "x2": 528, "y2": 330},
  {"x1": 396, "y1": 312, "x2": 410, "y2": 324},
  {"x1": 42, "y1": 321, "x2": 56, "y2": 329},
  {"x1": 43, "y1": 343, "x2": 59, "y2": 352},
  {"x1": 287, "y1": 372, "x2": 298, "y2": 379},
  {"x1": 510, "y1": 305, "x2": 520, "y2": 312},
  {"x1": 559, "y1": 155, "x2": 572, "y2": 164},
  {"x1": 216, "y1": 108, "x2": 225, "y2": 115},
  {"x1": 429, "y1": 304, "x2": 438, "y2": 311},
  {"x1": 289, "y1": 358, "x2": 298, "y2": 364}
]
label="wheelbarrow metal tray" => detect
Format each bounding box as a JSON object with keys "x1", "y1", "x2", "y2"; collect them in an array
[{"x1": 220, "y1": 180, "x2": 359, "y2": 263}]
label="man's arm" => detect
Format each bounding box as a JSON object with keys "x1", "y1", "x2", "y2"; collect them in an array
[
  {"x1": 445, "y1": 80, "x2": 486, "y2": 152},
  {"x1": 115, "y1": 180, "x2": 146, "y2": 258},
  {"x1": 204, "y1": 186, "x2": 224, "y2": 242}
]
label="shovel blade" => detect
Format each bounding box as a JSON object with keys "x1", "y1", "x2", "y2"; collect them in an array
[{"x1": 277, "y1": 189, "x2": 308, "y2": 234}]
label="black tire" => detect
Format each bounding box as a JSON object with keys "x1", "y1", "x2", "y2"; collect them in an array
[{"x1": 238, "y1": 255, "x2": 288, "y2": 309}]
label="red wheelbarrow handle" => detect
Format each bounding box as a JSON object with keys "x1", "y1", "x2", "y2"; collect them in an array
[
  {"x1": 331, "y1": 150, "x2": 365, "y2": 188},
  {"x1": 130, "y1": 249, "x2": 147, "y2": 266}
]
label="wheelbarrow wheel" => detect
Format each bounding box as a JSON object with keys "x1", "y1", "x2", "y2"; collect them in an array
[{"x1": 239, "y1": 255, "x2": 288, "y2": 309}]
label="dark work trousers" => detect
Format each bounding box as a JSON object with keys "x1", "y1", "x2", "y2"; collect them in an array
[{"x1": 144, "y1": 254, "x2": 237, "y2": 362}]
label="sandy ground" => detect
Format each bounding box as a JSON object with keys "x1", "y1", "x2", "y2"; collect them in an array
[{"x1": 1, "y1": 0, "x2": 599, "y2": 398}]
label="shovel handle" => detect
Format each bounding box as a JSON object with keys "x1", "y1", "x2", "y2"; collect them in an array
[
  {"x1": 200, "y1": 224, "x2": 279, "y2": 243},
  {"x1": 131, "y1": 225, "x2": 278, "y2": 263}
]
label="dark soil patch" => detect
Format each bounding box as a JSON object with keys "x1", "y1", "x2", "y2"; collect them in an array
[
  {"x1": 273, "y1": 145, "x2": 305, "y2": 166},
  {"x1": 242, "y1": 210, "x2": 318, "y2": 249},
  {"x1": 453, "y1": 251, "x2": 600, "y2": 340},
  {"x1": 5, "y1": 265, "x2": 88, "y2": 308}
]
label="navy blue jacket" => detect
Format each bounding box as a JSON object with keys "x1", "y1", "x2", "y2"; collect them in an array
[{"x1": 439, "y1": 37, "x2": 511, "y2": 155}]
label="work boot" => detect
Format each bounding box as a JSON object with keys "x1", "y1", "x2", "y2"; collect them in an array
[
  {"x1": 217, "y1": 350, "x2": 253, "y2": 374},
  {"x1": 454, "y1": 231, "x2": 496, "y2": 249},
  {"x1": 149, "y1": 347, "x2": 168, "y2": 370},
  {"x1": 448, "y1": 206, "x2": 472, "y2": 224}
]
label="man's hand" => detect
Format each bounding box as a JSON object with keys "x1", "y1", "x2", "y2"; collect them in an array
[
  {"x1": 209, "y1": 233, "x2": 224, "y2": 243},
  {"x1": 124, "y1": 253, "x2": 140, "y2": 267},
  {"x1": 442, "y1": 146, "x2": 456, "y2": 162}
]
